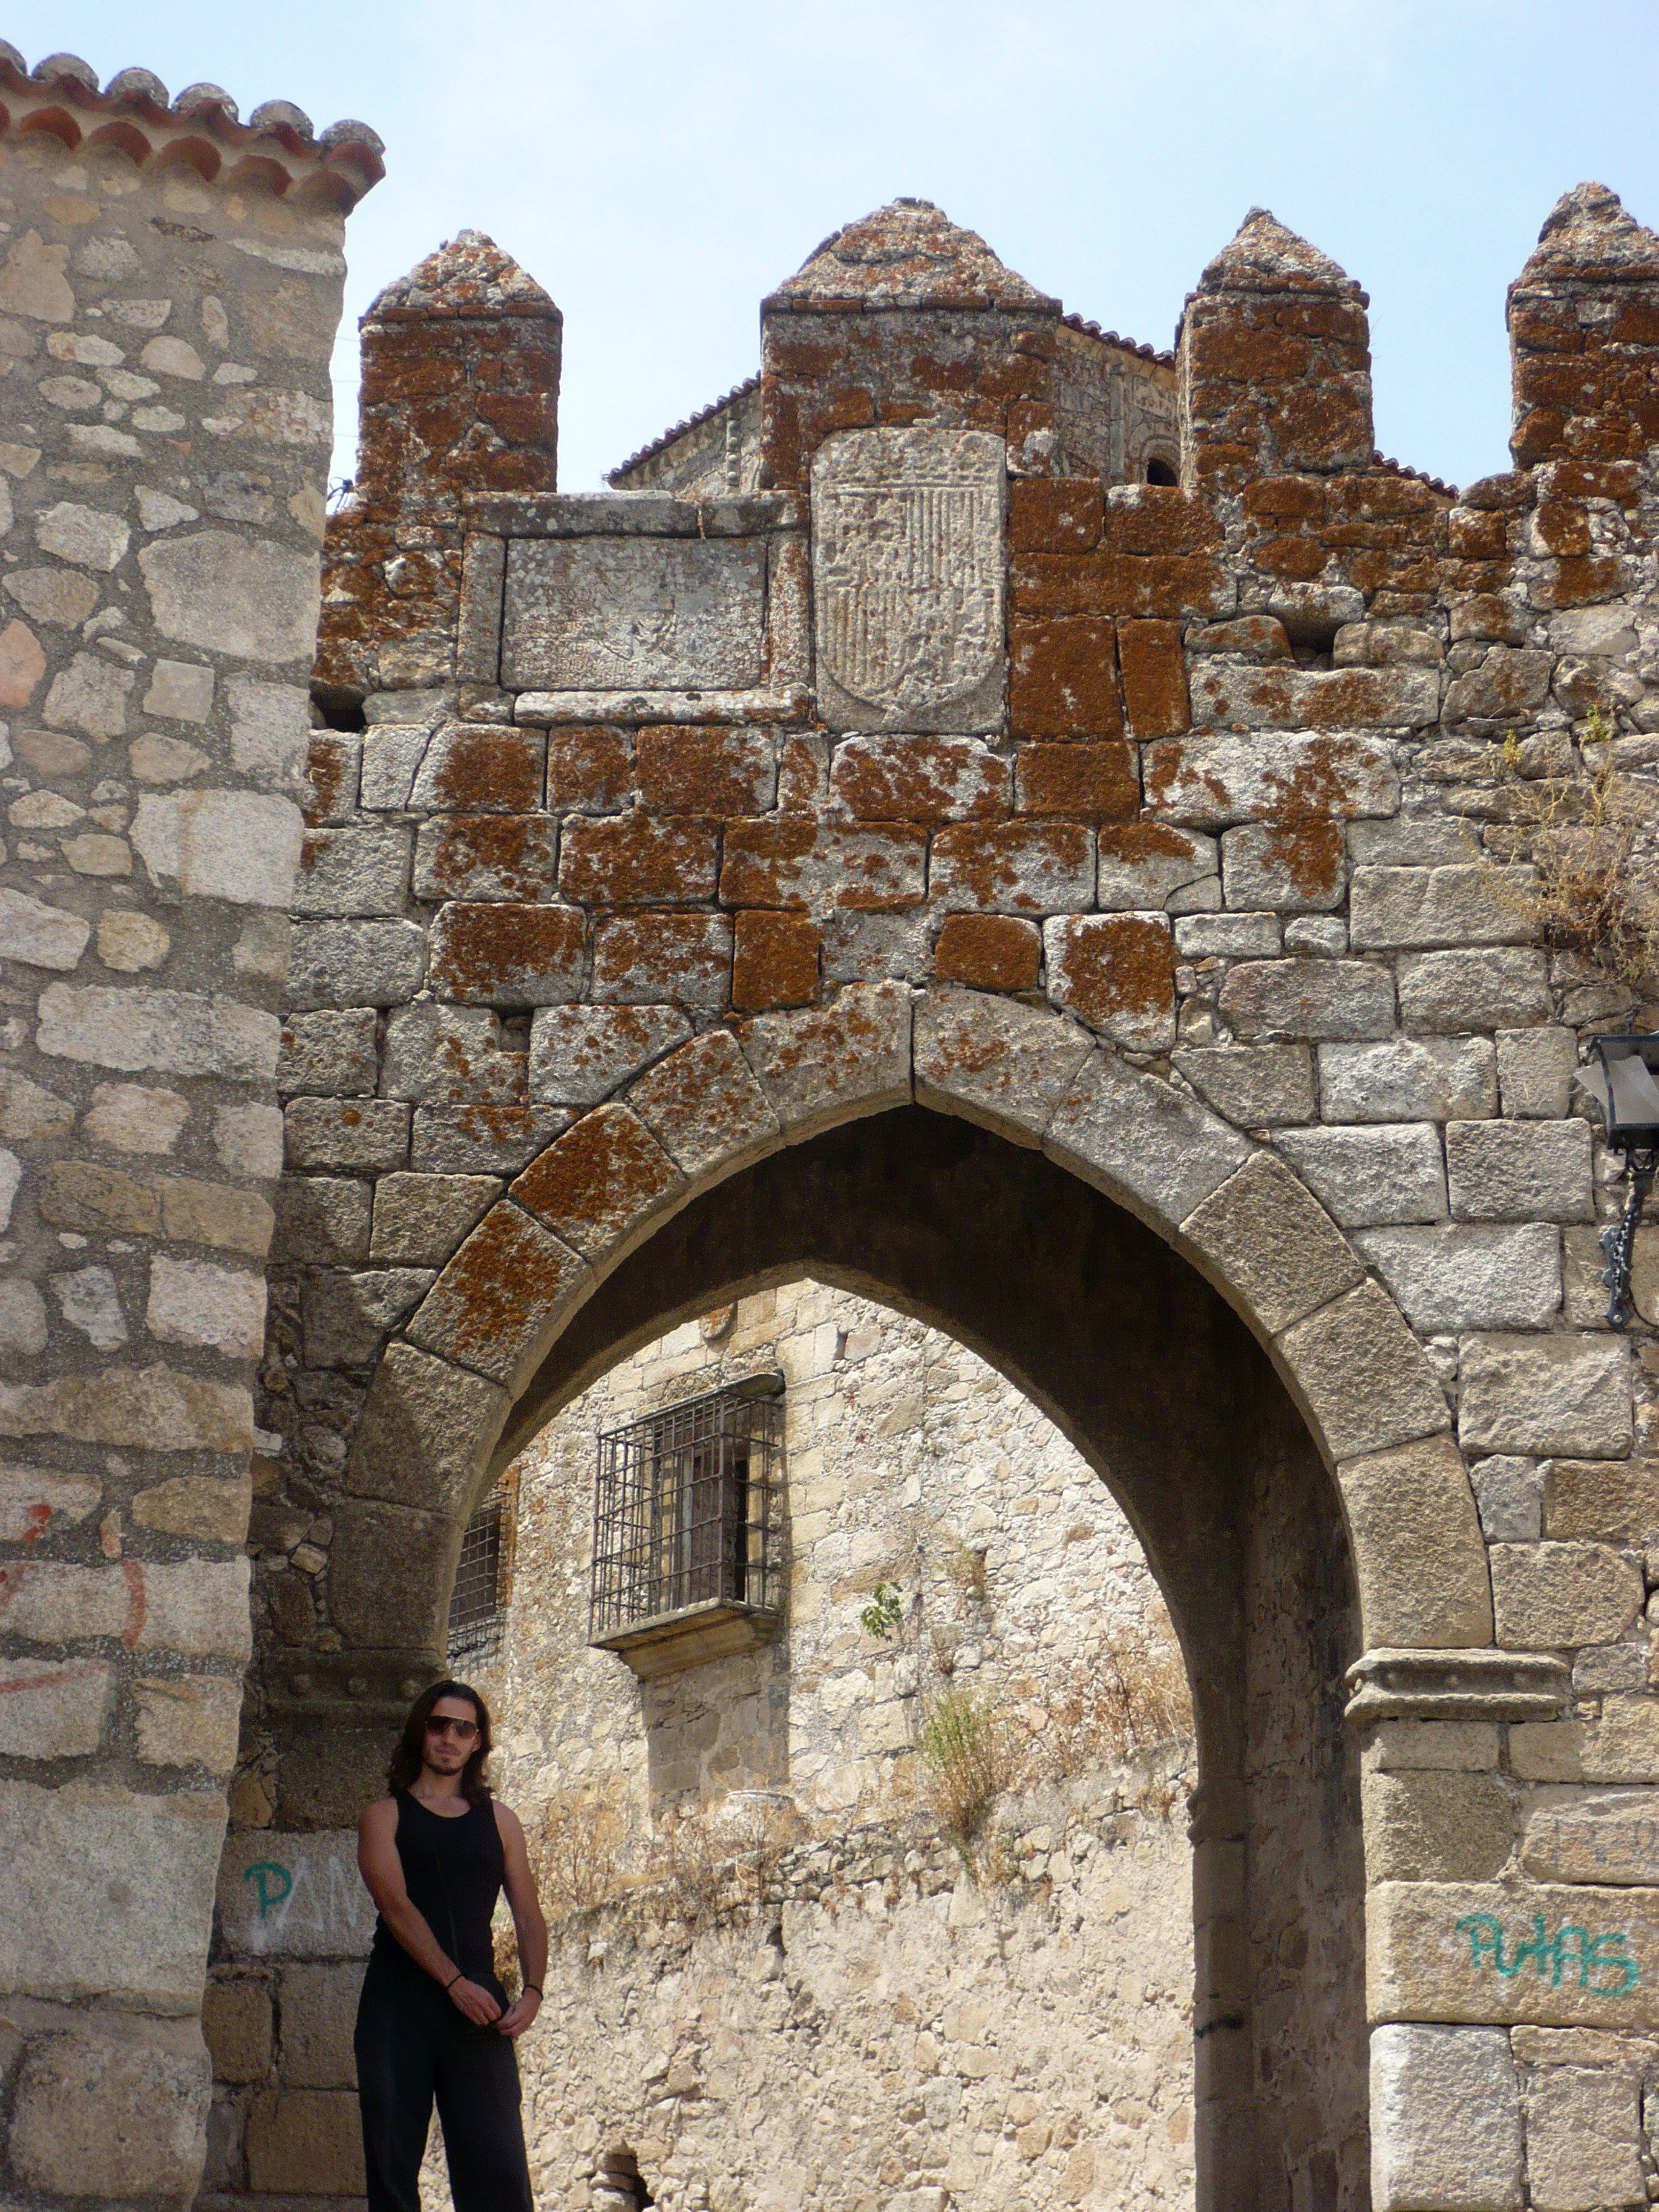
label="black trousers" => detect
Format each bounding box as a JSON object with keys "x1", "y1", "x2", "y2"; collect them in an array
[{"x1": 354, "y1": 1955, "x2": 535, "y2": 2212}]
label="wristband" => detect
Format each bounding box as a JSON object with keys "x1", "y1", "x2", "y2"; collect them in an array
[
  {"x1": 523, "y1": 1984, "x2": 543, "y2": 1999},
  {"x1": 445, "y1": 1972, "x2": 464, "y2": 1992}
]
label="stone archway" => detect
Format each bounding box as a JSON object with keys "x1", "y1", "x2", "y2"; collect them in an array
[
  {"x1": 235, "y1": 988, "x2": 1498, "y2": 2211},
  {"x1": 336, "y1": 989, "x2": 1492, "y2": 1666}
]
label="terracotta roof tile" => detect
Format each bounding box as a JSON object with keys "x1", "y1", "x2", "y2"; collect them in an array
[
  {"x1": 0, "y1": 42, "x2": 382, "y2": 205},
  {"x1": 1372, "y1": 451, "x2": 1457, "y2": 499},
  {"x1": 608, "y1": 374, "x2": 759, "y2": 486},
  {"x1": 1058, "y1": 312, "x2": 1173, "y2": 368}
]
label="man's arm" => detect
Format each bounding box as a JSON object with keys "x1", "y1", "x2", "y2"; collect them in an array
[
  {"x1": 356, "y1": 1799, "x2": 502, "y2": 2026},
  {"x1": 493, "y1": 1802, "x2": 548, "y2": 2038}
]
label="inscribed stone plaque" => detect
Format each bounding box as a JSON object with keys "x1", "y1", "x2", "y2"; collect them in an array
[
  {"x1": 812, "y1": 428, "x2": 1006, "y2": 733},
  {"x1": 503, "y1": 536, "x2": 766, "y2": 692},
  {"x1": 217, "y1": 1829, "x2": 376, "y2": 1958}
]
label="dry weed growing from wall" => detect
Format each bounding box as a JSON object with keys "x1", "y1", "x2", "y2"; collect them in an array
[
  {"x1": 1044, "y1": 1628, "x2": 1195, "y2": 1781},
  {"x1": 498, "y1": 1789, "x2": 806, "y2": 1969},
  {"x1": 529, "y1": 1789, "x2": 629, "y2": 1917},
  {"x1": 1491, "y1": 712, "x2": 1659, "y2": 997}
]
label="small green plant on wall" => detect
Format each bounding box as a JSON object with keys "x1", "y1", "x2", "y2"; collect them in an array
[
  {"x1": 860, "y1": 1581, "x2": 904, "y2": 1641},
  {"x1": 917, "y1": 1685, "x2": 1025, "y2": 1868}
]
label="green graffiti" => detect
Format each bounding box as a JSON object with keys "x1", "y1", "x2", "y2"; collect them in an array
[
  {"x1": 1457, "y1": 1911, "x2": 1639, "y2": 1996},
  {"x1": 243, "y1": 1861, "x2": 294, "y2": 1919}
]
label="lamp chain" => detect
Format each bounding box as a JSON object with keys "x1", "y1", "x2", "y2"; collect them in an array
[{"x1": 1601, "y1": 1149, "x2": 1658, "y2": 1329}]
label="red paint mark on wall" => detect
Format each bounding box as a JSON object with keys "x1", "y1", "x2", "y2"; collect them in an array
[
  {"x1": 121, "y1": 1558, "x2": 145, "y2": 1651},
  {"x1": 0, "y1": 1659, "x2": 104, "y2": 1695}
]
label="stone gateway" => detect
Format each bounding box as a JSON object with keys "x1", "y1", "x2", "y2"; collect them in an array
[{"x1": 0, "y1": 42, "x2": 1657, "y2": 2212}]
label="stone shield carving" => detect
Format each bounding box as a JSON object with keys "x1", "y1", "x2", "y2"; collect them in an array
[{"x1": 812, "y1": 428, "x2": 1006, "y2": 732}]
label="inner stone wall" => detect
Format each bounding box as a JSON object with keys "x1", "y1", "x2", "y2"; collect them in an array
[{"x1": 434, "y1": 1276, "x2": 1198, "y2": 2212}]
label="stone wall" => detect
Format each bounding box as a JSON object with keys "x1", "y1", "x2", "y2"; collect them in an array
[
  {"x1": 214, "y1": 174, "x2": 1659, "y2": 2210},
  {"x1": 0, "y1": 50, "x2": 378, "y2": 2209},
  {"x1": 483, "y1": 1279, "x2": 1179, "y2": 1812}
]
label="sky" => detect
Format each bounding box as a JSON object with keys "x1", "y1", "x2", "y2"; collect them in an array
[{"x1": 5, "y1": 1, "x2": 1656, "y2": 495}]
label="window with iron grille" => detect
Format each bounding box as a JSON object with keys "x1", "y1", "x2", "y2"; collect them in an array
[
  {"x1": 447, "y1": 1473, "x2": 513, "y2": 1669},
  {"x1": 589, "y1": 1374, "x2": 784, "y2": 1669}
]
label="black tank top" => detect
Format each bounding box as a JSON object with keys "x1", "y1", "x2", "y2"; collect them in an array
[{"x1": 372, "y1": 1791, "x2": 506, "y2": 1987}]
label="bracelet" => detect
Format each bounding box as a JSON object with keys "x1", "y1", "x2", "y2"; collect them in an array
[
  {"x1": 523, "y1": 1984, "x2": 543, "y2": 1999},
  {"x1": 444, "y1": 1972, "x2": 464, "y2": 1992}
]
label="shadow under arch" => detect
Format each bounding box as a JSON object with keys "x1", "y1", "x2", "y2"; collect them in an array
[{"x1": 487, "y1": 1107, "x2": 1368, "y2": 2211}]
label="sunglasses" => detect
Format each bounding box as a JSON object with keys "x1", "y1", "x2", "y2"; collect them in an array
[{"x1": 426, "y1": 1716, "x2": 480, "y2": 1741}]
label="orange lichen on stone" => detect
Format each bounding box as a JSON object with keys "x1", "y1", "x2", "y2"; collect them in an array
[
  {"x1": 421, "y1": 815, "x2": 557, "y2": 903},
  {"x1": 546, "y1": 727, "x2": 634, "y2": 812},
  {"x1": 635, "y1": 727, "x2": 775, "y2": 817},
  {"x1": 428, "y1": 903, "x2": 585, "y2": 1005},
  {"x1": 1047, "y1": 912, "x2": 1175, "y2": 1036},
  {"x1": 424, "y1": 727, "x2": 544, "y2": 813},
  {"x1": 720, "y1": 819, "x2": 927, "y2": 913},
  {"x1": 1010, "y1": 618, "x2": 1123, "y2": 738},
  {"x1": 558, "y1": 811, "x2": 719, "y2": 907},
  {"x1": 1014, "y1": 742, "x2": 1138, "y2": 821},
  {"x1": 732, "y1": 910, "x2": 821, "y2": 1011},
  {"x1": 511, "y1": 1104, "x2": 683, "y2": 1259},
  {"x1": 1118, "y1": 621, "x2": 1191, "y2": 737},
  {"x1": 829, "y1": 736, "x2": 1010, "y2": 824},
  {"x1": 934, "y1": 914, "x2": 1042, "y2": 992}
]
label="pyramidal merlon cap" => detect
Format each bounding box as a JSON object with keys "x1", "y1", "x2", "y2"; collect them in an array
[
  {"x1": 768, "y1": 197, "x2": 1058, "y2": 313},
  {"x1": 1196, "y1": 207, "x2": 1357, "y2": 295},
  {"x1": 1518, "y1": 181, "x2": 1659, "y2": 285},
  {"x1": 369, "y1": 230, "x2": 561, "y2": 320}
]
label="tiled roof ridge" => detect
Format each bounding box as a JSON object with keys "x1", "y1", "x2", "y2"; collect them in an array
[
  {"x1": 607, "y1": 374, "x2": 761, "y2": 486},
  {"x1": 0, "y1": 43, "x2": 384, "y2": 206},
  {"x1": 1058, "y1": 311, "x2": 1174, "y2": 368},
  {"x1": 1372, "y1": 449, "x2": 1458, "y2": 498}
]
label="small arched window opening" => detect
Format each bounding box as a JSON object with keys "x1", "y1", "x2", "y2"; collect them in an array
[
  {"x1": 310, "y1": 680, "x2": 367, "y2": 732},
  {"x1": 1145, "y1": 456, "x2": 1178, "y2": 486},
  {"x1": 595, "y1": 2150, "x2": 654, "y2": 2212}
]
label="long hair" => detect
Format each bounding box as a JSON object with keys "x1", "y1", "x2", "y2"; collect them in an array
[{"x1": 387, "y1": 1679, "x2": 493, "y2": 1804}]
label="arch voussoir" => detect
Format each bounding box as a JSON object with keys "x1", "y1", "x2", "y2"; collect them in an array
[
  {"x1": 913, "y1": 986, "x2": 1093, "y2": 1147},
  {"x1": 912, "y1": 986, "x2": 1493, "y2": 1653},
  {"x1": 734, "y1": 980, "x2": 912, "y2": 1140},
  {"x1": 404, "y1": 1197, "x2": 591, "y2": 1391},
  {"x1": 626, "y1": 1027, "x2": 785, "y2": 1191},
  {"x1": 510, "y1": 1101, "x2": 687, "y2": 1269},
  {"x1": 1042, "y1": 1030, "x2": 1254, "y2": 1231}
]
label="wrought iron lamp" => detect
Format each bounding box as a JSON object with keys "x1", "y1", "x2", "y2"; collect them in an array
[{"x1": 1578, "y1": 1034, "x2": 1659, "y2": 1328}]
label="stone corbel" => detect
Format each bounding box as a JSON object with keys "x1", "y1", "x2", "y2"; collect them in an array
[{"x1": 1345, "y1": 1646, "x2": 1571, "y2": 1724}]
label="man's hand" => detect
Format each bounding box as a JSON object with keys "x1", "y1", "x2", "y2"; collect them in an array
[
  {"x1": 446, "y1": 1976, "x2": 503, "y2": 2028},
  {"x1": 495, "y1": 1988, "x2": 541, "y2": 2038}
]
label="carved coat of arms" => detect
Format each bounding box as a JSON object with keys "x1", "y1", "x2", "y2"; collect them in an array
[{"x1": 811, "y1": 428, "x2": 1005, "y2": 732}]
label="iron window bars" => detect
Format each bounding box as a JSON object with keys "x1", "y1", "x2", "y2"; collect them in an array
[
  {"x1": 447, "y1": 1473, "x2": 512, "y2": 1668},
  {"x1": 589, "y1": 1372, "x2": 785, "y2": 1653}
]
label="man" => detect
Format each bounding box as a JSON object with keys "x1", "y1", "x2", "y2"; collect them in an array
[{"x1": 355, "y1": 1679, "x2": 548, "y2": 2211}]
